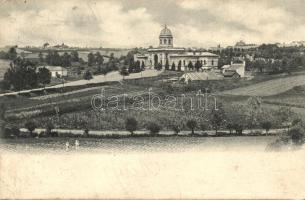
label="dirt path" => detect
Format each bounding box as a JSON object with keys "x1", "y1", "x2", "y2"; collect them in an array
[{"x1": 0, "y1": 69, "x2": 162, "y2": 97}]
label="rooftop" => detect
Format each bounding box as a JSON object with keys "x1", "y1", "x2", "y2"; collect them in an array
[
  {"x1": 159, "y1": 25, "x2": 173, "y2": 38},
  {"x1": 39, "y1": 66, "x2": 67, "y2": 71}
]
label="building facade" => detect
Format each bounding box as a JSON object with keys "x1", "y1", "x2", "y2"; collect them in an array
[
  {"x1": 221, "y1": 60, "x2": 245, "y2": 77},
  {"x1": 134, "y1": 25, "x2": 219, "y2": 71},
  {"x1": 37, "y1": 66, "x2": 68, "y2": 78},
  {"x1": 233, "y1": 40, "x2": 258, "y2": 50}
]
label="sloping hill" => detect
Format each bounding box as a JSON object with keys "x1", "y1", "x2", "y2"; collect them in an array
[{"x1": 221, "y1": 74, "x2": 305, "y2": 96}]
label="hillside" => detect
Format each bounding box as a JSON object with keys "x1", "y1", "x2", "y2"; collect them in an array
[{"x1": 221, "y1": 74, "x2": 305, "y2": 96}]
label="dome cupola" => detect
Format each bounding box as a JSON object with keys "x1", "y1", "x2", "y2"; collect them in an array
[{"x1": 159, "y1": 25, "x2": 173, "y2": 48}]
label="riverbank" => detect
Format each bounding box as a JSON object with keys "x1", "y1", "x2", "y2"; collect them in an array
[
  {"x1": 17, "y1": 128, "x2": 285, "y2": 136},
  {"x1": 0, "y1": 135, "x2": 278, "y2": 153}
]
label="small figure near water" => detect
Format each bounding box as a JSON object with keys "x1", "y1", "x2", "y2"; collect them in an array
[
  {"x1": 65, "y1": 141, "x2": 70, "y2": 151},
  {"x1": 75, "y1": 140, "x2": 79, "y2": 150}
]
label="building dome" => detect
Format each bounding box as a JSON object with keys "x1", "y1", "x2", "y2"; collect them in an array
[
  {"x1": 159, "y1": 25, "x2": 173, "y2": 48},
  {"x1": 159, "y1": 25, "x2": 173, "y2": 37}
]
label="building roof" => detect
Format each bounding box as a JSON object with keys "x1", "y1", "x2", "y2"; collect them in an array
[
  {"x1": 170, "y1": 52, "x2": 218, "y2": 58},
  {"x1": 136, "y1": 54, "x2": 148, "y2": 58},
  {"x1": 235, "y1": 40, "x2": 246, "y2": 46},
  {"x1": 221, "y1": 65, "x2": 231, "y2": 69},
  {"x1": 223, "y1": 71, "x2": 239, "y2": 77},
  {"x1": 229, "y1": 63, "x2": 245, "y2": 70},
  {"x1": 148, "y1": 47, "x2": 185, "y2": 52},
  {"x1": 24, "y1": 53, "x2": 40, "y2": 59},
  {"x1": 43, "y1": 66, "x2": 67, "y2": 72},
  {"x1": 181, "y1": 72, "x2": 209, "y2": 81},
  {"x1": 159, "y1": 25, "x2": 173, "y2": 38}
]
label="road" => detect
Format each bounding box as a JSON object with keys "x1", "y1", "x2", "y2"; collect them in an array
[{"x1": 0, "y1": 69, "x2": 162, "y2": 97}]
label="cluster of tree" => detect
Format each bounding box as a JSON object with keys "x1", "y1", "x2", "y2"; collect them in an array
[
  {"x1": 123, "y1": 49, "x2": 138, "y2": 66},
  {"x1": 2, "y1": 58, "x2": 51, "y2": 90},
  {"x1": 124, "y1": 117, "x2": 162, "y2": 135},
  {"x1": 94, "y1": 57, "x2": 118, "y2": 77},
  {"x1": 2, "y1": 120, "x2": 59, "y2": 138},
  {"x1": 120, "y1": 66, "x2": 129, "y2": 80},
  {"x1": 0, "y1": 46, "x2": 18, "y2": 60},
  {"x1": 122, "y1": 99, "x2": 304, "y2": 145},
  {"x1": 84, "y1": 54, "x2": 120, "y2": 81},
  {"x1": 128, "y1": 60, "x2": 145, "y2": 73},
  {"x1": 43, "y1": 50, "x2": 82, "y2": 67},
  {"x1": 159, "y1": 60, "x2": 203, "y2": 72},
  {"x1": 214, "y1": 44, "x2": 305, "y2": 73},
  {"x1": 87, "y1": 52, "x2": 104, "y2": 67},
  {"x1": 155, "y1": 60, "x2": 184, "y2": 71},
  {"x1": 119, "y1": 97, "x2": 294, "y2": 136},
  {"x1": 83, "y1": 70, "x2": 93, "y2": 81},
  {"x1": 186, "y1": 60, "x2": 203, "y2": 71},
  {"x1": 248, "y1": 56, "x2": 305, "y2": 74}
]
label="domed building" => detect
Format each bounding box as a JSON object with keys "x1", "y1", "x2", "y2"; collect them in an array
[
  {"x1": 134, "y1": 25, "x2": 219, "y2": 71},
  {"x1": 159, "y1": 25, "x2": 173, "y2": 48}
]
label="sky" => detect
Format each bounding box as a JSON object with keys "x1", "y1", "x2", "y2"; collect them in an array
[{"x1": 1, "y1": 0, "x2": 305, "y2": 48}]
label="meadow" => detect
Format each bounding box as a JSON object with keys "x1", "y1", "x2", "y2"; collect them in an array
[
  {"x1": 222, "y1": 73, "x2": 305, "y2": 96},
  {"x1": 3, "y1": 68, "x2": 305, "y2": 133}
]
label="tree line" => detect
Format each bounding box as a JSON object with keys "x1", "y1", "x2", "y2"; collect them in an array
[
  {"x1": 2, "y1": 58, "x2": 51, "y2": 90},
  {"x1": 214, "y1": 44, "x2": 305, "y2": 74},
  {"x1": 2, "y1": 96, "x2": 304, "y2": 146}
]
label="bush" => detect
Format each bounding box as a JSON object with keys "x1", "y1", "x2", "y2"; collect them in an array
[
  {"x1": 288, "y1": 126, "x2": 304, "y2": 145},
  {"x1": 83, "y1": 128, "x2": 89, "y2": 137},
  {"x1": 3, "y1": 126, "x2": 20, "y2": 138},
  {"x1": 45, "y1": 122, "x2": 54, "y2": 136},
  {"x1": 233, "y1": 123, "x2": 243, "y2": 135},
  {"x1": 125, "y1": 117, "x2": 138, "y2": 135},
  {"x1": 50, "y1": 131, "x2": 59, "y2": 137},
  {"x1": 226, "y1": 123, "x2": 234, "y2": 134},
  {"x1": 83, "y1": 70, "x2": 93, "y2": 81},
  {"x1": 200, "y1": 123, "x2": 208, "y2": 132},
  {"x1": 146, "y1": 122, "x2": 161, "y2": 135},
  {"x1": 261, "y1": 121, "x2": 272, "y2": 134},
  {"x1": 25, "y1": 121, "x2": 37, "y2": 137},
  {"x1": 171, "y1": 124, "x2": 180, "y2": 135},
  {"x1": 186, "y1": 119, "x2": 197, "y2": 135}
]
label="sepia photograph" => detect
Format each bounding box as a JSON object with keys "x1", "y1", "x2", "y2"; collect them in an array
[{"x1": 0, "y1": 0, "x2": 305, "y2": 199}]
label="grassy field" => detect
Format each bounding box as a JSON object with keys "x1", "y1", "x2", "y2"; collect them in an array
[
  {"x1": 3, "y1": 69, "x2": 305, "y2": 129},
  {"x1": 222, "y1": 74, "x2": 305, "y2": 96}
]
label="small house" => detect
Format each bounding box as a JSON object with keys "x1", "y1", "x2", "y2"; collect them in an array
[
  {"x1": 221, "y1": 60, "x2": 245, "y2": 77},
  {"x1": 223, "y1": 70, "x2": 240, "y2": 78},
  {"x1": 38, "y1": 66, "x2": 68, "y2": 78}
]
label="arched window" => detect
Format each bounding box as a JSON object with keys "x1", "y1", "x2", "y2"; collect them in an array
[
  {"x1": 164, "y1": 39, "x2": 167, "y2": 44},
  {"x1": 204, "y1": 60, "x2": 206, "y2": 65},
  {"x1": 212, "y1": 60, "x2": 214, "y2": 66},
  {"x1": 160, "y1": 39, "x2": 162, "y2": 44},
  {"x1": 168, "y1": 39, "x2": 171, "y2": 45},
  {"x1": 183, "y1": 60, "x2": 185, "y2": 66}
]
